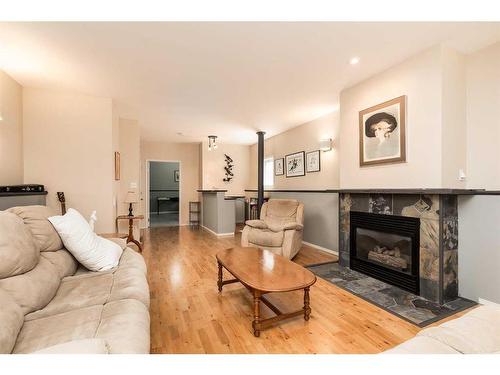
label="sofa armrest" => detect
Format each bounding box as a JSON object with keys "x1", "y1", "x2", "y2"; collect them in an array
[
  {"x1": 32, "y1": 339, "x2": 109, "y2": 354},
  {"x1": 245, "y1": 220, "x2": 268, "y2": 229}
]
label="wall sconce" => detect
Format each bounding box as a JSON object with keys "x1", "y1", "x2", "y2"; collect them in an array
[
  {"x1": 208, "y1": 135, "x2": 218, "y2": 151},
  {"x1": 319, "y1": 138, "x2": 333, "y2": 152},
  {"x1": 0, "y1": 112, "x2": 3, "y2": 122}
]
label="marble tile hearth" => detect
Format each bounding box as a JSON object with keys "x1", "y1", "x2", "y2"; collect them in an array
[{"x1": 308, "y1": 262, "x2": 475, "y2": 327}]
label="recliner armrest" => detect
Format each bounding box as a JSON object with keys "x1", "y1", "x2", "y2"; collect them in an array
[
  {"x1": 267, "y1": 222, "x2": 303, "y2": 232},
  {"x1": 245, "y1": 220, "x2": 268, "y2": 229}
]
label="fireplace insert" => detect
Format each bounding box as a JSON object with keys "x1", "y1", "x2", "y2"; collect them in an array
[{"x1": 350, "y1": 211, "x2": 420, "y2": 294}]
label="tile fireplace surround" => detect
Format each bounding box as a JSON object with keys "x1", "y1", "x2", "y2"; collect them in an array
[{"x1": 339, "y1": 191, "x2": 459, "y2": 304}]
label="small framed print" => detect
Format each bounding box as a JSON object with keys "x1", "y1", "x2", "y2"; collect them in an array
[
  {"x1": 285, "y1": 151, "x2": 305, "y2": 178},
  {"x1": 274, "y1": 158, "x2": 284, "y2": 176},
  {"x1": 174, "y1": 170, "x2": 180, "y2": 182},
  {"x1": 114, "y1": 152, "x2": 120, "y2": 180},
  {"x1": 306, "y1": 150, "x2": 321, "y2": 173},
  {"x1": 359, "y1": 95, "x2": 406, "y2": 166}
]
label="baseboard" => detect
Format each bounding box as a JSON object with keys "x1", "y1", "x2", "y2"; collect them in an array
[
  {"x1": 201, "y1": 225, "x2": 235, "y2": 237},
  {"x1": 302, "y1": 241, "x2": 338, "y2": 256},
  {"x1": 478, "y1": 297, "x2": 499, "y2": 306}
]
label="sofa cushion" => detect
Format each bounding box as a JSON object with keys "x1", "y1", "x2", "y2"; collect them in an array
[
  {"x1": 13, "y1": 305, "x2": 103, "y2": 354},
  {"x1": 7, "y1": 205, "x2": 63, "y2": 252},
  {"x1": 418, "y1": 305, "x2": 500, "y2": 353},
  {"x1": 41, "y1": 249, "x2": 78, "y2": 278},
  {"x1": 109, "y1": 266, "x2": 150, "y2": 307},
  {"x1": 25, "y1": 272, "x2": 114, "y2": 321},
  {"x1": 247, "y1": 228, "x2": 284, "y2": 247},
  {"x1": 0, "y1": 211, "x2": 40, "y2": 278},
  {"x1": 95, "y1": 299, "x2": 150, "y2": 354},
  {"x1": 0, "y1": 256, "x2": 61, "y2": 315},
  {"x1": 32, "y1": 339, "x2": 109, "y2": 354},
  {"x1": 25, "y1": 251, "x2": 149, "y2": 321},
  {"x1": 0, "y1": 288, "x2": 24, "y2": 354},
  {"x1": 13, "y1": 300, "x2": 150, "y2": 354},
  {"x1": 385, "y1": 336, "x2": 461, "y2": 354}
]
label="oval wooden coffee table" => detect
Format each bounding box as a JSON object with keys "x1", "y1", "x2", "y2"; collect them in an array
[{"x1": 216, "y1": 247, "x2": 317, "y2": 337}]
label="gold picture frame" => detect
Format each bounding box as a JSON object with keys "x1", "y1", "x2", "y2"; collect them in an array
[
  {"x1": 114, "y1": 151, "x2": 120, "y2": 180},
  {"x1": 359, "y1": 95, "x2": 406, "y2": 167}
]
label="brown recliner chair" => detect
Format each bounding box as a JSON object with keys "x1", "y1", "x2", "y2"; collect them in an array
[{"x1": 241, "y1": 199, "x2": 304, "y2": 259}]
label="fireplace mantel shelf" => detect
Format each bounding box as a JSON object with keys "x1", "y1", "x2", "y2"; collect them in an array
[{"x1": 337, "y1": 188, "x2": 499, "y2": 195}]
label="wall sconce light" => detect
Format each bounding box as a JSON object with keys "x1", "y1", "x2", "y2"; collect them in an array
[
  {"x1": 319, "y1": 138, "x2": 333, "y2": 152},
  {"x1": 208, "y1": 135, "x2": 218, "y2": 151},
  {"x1": 0, "y1": 112, "x2": 3, "y2": 122}
]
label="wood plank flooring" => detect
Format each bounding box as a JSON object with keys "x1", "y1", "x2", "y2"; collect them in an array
[{"x1": 141, "y1": 225, "x2": 422, "y2": 354}]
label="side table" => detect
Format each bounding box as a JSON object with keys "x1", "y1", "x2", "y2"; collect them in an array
[{"x1": 116, "y1": 215, "x2": 144, "y2": 252}]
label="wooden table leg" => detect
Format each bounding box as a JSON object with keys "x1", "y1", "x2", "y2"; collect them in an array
[
  {"x1": 217, "y1": 262, "x2": 223, "y2": 292},
  {"x1": 304, "y1": 287, "x2": 311, "y2": 321},
  {"x1": 126, "y1": 218, "x2": 142, "y2": 252},
  {"x1": 252, "y1": 290, "x2": 261, "y2": 337}
]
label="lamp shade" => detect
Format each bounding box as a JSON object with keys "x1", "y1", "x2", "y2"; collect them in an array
[{"x1": 124, "y1": 191, "x2": 139, "y2": 203}]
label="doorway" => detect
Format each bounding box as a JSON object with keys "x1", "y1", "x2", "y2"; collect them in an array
[{"x1": 147, "y1": 160, "x2": 180, "y2": 227}]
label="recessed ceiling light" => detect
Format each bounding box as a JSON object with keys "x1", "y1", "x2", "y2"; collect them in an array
[{"x1": 350, "y1": 57, "x2": 360, "y2": 65}]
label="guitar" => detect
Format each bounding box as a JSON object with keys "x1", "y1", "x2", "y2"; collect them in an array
[{"x1": 57, "y1": 192, "x2": 66, "y2": 215}]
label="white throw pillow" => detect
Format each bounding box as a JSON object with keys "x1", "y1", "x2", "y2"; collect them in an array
[{"x1": 48, "y1": 208, "x2": 123, "y2": 271}]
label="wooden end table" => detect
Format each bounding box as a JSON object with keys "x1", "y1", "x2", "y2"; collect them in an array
[
  {"x1": 116, "y1": 214, "x2": 144, "y2": 252},
  {"x1": 216, "y1": 247, "x2": 317, "y2": 337}
]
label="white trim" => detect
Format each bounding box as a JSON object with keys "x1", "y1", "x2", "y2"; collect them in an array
[
  {"x1": 201, "y1": 225, "x2": 235, "y2": 237},
  {"x1": 478, "y1": 298, "x2": 499, "y2": 306},
  {"x1": 146, "y1": 159, "x2": 181, "y2": 228},
  {"x1": 302, "y1": 241, "x2": 338, "y2": 256}
]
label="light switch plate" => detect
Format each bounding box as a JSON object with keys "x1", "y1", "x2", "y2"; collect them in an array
[{"x1": 130, "y1": 182, "x2": 138, "y2": 189}]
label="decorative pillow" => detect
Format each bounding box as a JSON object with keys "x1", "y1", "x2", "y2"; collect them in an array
[{"x1": 48, "y1": 208, "x2": 122, "y2": 271}]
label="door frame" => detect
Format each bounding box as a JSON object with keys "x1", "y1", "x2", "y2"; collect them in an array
[{"x1": 145, "y1": 159, "x2": 181, "y2": 228}]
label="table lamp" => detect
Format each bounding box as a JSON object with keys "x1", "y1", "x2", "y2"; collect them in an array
[{"x1": 124, "y1": 191, "x2": 139, "y2": 216}]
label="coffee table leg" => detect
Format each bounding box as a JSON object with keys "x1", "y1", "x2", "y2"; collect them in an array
[
  {"x1": 217, "y1": 262, "x2": 223, "y2": 292},
  {"x1": 252, "y1": 291, "x2": 261, "y2": 337},
  {"x1": 304, "y1": 287, "x2": 311, "y2": 321}
]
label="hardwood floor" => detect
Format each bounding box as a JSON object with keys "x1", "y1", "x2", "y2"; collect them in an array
[{"x1": 141, "y1": 225, "x2": 421, "y2": 354}]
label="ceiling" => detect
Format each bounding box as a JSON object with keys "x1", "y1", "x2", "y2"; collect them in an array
[{"x1": 1, "y1": 22, "x2": 500, "y2": 144}]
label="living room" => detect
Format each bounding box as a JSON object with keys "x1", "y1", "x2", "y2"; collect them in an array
[{"x1": 1, "y1": 1, "x2": 500, "y2": 373}]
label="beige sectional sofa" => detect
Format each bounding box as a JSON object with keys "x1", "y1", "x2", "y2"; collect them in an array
[
  {"x1": 0, "y1": 205, "x2": 150, "y2": 354},
  {"x1": 386, "y1": 304, "x2": 500, "y2": 354}
]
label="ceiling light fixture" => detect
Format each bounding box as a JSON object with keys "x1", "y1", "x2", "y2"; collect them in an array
[
  {"x1": 350, "y1": 57, "x2": 360, "y2": 65},
  {"x1": 208, "y1": 135, "x2": 218, "y2": 151}
]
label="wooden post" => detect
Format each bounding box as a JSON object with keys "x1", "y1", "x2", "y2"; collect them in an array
[{"x1": 256, "y1": 131, "x2": 265, "y2": 216}]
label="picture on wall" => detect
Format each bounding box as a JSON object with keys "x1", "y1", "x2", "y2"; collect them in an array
[
  {"x1": 285, "y1": 151, "x2": 305, "y2": 178},
  {"x1": 306, "y1": 150, "x2": 321, "y2": 173},
  {"x1": 174, "y1": 170, "x2": 180, "y2": 182},
  {"x1": 114, "y1": 152, "x2": 120, "y2": 180},
  {"x1": 359, "y1": 95, "x2": 406, "y2": 166},
  {"x1": 274, "y1": 158, "x2": 284, "y2": 176}
]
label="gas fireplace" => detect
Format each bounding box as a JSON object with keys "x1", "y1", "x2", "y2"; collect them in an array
[{"x1": 350, "y1": 211, "x2": 420, "y2": 294}]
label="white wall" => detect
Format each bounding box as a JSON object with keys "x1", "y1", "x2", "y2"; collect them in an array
[
  {"x1": 441, "y1": 47, "x2": 467, "y2": 188},
  {"x1": 201, "y1": 142, "x2": 250, "y2": 195},
  {"x1": 249, "y1": 111, "x2": 340, "y2": 189},
  {"x1": 465, "y1": 42, "x2": 500, "y2": 189},
  {"x1": 0, "y1": 70, "x2": 23, "y2": 185},
  {"x1": 339, "y1": 46, "x2": 444, "y2": 188},
  {"x1": 458, "y1": 196, "x2": 500, "y2": 303},
  {"x1": 22, "y1": 88, "x2": 115, "y2": 232}
]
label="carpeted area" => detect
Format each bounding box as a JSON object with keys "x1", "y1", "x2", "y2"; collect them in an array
[{"x1": 307, "y1": 261, "x2": 476, "y2": 327}]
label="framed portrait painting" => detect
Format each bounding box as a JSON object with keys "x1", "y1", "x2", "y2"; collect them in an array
[
  {"x1": 285, "y1": 151, "x2": 305, "y2": 178},
  {"x1": 359, "y1": 95, "x2": 406, "y2": 166},
  {"x1": 274, "y1": 158, "x2": 284, "y2": 176},
  {"x1": 306, "y1": 150, "x2": 320, "y2": 173}
]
